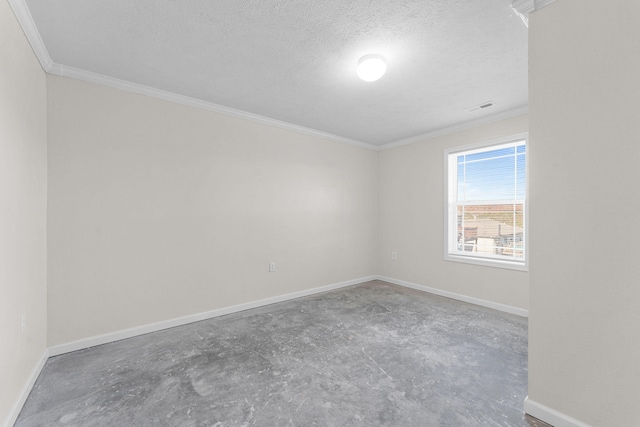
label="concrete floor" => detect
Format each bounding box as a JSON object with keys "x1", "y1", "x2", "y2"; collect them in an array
[{"x1": 17, "y1": 281, "x2": 549, "y2": 426}]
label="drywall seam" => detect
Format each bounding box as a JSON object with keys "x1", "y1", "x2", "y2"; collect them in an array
[
  {"x1": 524, "y1": 397, "x2": 591, "y2": 427},
  {"x1": 2, "y1": 349, "x2": 49, "y2": 427},
  {"x1": 377, "y1": 275, "x2": 528, "y2": 317},
  {"x1": 48, "y1": 276, "x2": 377, "y2": 357}
]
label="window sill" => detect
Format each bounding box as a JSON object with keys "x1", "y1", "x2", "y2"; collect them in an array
[{"x1": 444, "y1": 254, "x2": 528, "y2": 272}]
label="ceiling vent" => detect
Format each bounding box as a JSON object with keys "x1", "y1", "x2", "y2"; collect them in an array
[{"x1": 465, "y1": 101, "x2": 495, "y2": 113}]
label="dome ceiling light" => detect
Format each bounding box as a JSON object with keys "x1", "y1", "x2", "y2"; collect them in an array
[{"x1": 356, "y1": 54, "x2": 387, "y2": 82}]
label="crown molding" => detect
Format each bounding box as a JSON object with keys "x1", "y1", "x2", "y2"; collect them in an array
[
  {"x1": 534, "y1": 0, "x2": 559, "y2": 10},
  {"x1": 8, "y1": 0, "x2": 377, "y2": 152},
  {"x1": 377, "y1": 105, "x2": 529, "y2": 151},
  {"x1": 51, "y1": 64, "x2": 377, "y2": 150},
  {"x1": 7, "y1": 0, "x2": 54, "y2": 72},
  {"x1": 512, "y1": 0, "x2": 558, "y2": 25},
  {"x1": 9, "y1": 0, "x2": 528, "y2": 153},
  {"x1": 512, "y1": 0, "x2": 536, "y2": 16}
]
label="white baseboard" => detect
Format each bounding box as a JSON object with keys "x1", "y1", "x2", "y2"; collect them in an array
[
  {"x1": 11, "y1": 275, "x2": 527, "y2": 427},
  {"x1": 48, "y1": 276, "x2": 377, "y2": 357},
  {"x1": 3, "y1": 348, "x2": 49, "y2": 427},
  {"x1": 524, "y1": 397, "x2": 590, "y2": 427},
  {"x1": 376, "y1": 275, "x2": 528, "y2": 317},
  {"x1": 48, "y1": 275, "x2": 526, "y2": 358}
]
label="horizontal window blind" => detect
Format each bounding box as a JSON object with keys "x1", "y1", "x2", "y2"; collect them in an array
[{"x1": 446, "y1": 138, "x2": 527, "y2": 268}]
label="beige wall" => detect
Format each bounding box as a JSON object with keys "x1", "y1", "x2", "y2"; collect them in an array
[
  {"x1": 0, "y1": 1, "x2": 48, "y2": 425},
  {"x1": 378, "y1": 115, "x2": 529, "y2": 310},
  {"x1": 46, "y1": 75, "x2": 378, "y2": 346},
  {"x1": 528, "y1": 1, "x2": 640, "y2": 425}
]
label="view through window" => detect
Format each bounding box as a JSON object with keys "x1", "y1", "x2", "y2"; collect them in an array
[{"x1": 446, "y1": 136, "x2": 527, "y2": 270}]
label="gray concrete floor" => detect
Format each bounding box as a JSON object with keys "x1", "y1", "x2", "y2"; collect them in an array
[{"x1": 17, "y1": 281, "x2": 549, "y2": 426}]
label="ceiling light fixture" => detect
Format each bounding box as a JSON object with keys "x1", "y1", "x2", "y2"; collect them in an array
[{"x1": 357, "y1": 54, "x2": 387, "y2": 82}]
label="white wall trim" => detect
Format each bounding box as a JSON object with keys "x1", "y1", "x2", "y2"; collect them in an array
[
  {"x1": 51, "y1": 65, "x2": 376, "y2": 151},
  {"x1": 512, "y1": 0, "x2": 558, "y2": 22},
  {"x1": 376, "y1": 275, "x2": 529, "y2": 317},
  {"x1": 377, "y1": 106, "x2": 529, "y2": 151},
  {"x1": 3, "y1": 349, "x2": 49, "y2": 427},
  {"x1": 524, "y1": 397, "x2": 591, "y2": 427},
  {"x1": 46, "y1": 275, "x2": 529, "y2": 357},
  {"x1": 8, "y1": 0, "x2": 376, "y2": 152},
  {"x1": 8, "y1": 277, "x2": 527, "y2": 424},
  {"x1": 48, "y1": 276, "x2": 377, "y2": 357},
  {"x1": 512, "y1": 0, "x2": 536, "y2": 16},
  {"x1": 534, "y1": 0, "x2": 558, "y2": 10},
  {"x1": 7, "y1": 0, "x2": 54, "y2": 72},
  {"x1": 8, "y1": 0, "x2": 531, "y2": 154}
]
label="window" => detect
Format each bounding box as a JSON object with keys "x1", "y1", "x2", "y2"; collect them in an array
[{"x1": 445, "y1": 134, "x2": 527, "y2": 270}]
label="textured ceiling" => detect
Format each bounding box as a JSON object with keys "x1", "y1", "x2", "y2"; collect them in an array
[{"x1": 21, "y1": 0, "x2": 528, "y2": 147}]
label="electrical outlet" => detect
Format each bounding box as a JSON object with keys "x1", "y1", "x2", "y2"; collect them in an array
[
  {"x1": 269, "y1": 262, "x2": 276, "y2": 272},
  {"x1": 391, "y1": 251, "x2": 398, "y2": 260},
  {"x1": 21, "y1": 312, "x2": 26, "y2": 333}
]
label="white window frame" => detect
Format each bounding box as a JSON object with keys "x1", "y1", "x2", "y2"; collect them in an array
[{"x1": 444, "y1": 133, "x2": 528, "y2": 271}]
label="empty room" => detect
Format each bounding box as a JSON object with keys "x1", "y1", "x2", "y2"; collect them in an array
[{"x1": 2, "y1": 0, "x2": 638, "y2": 426}]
